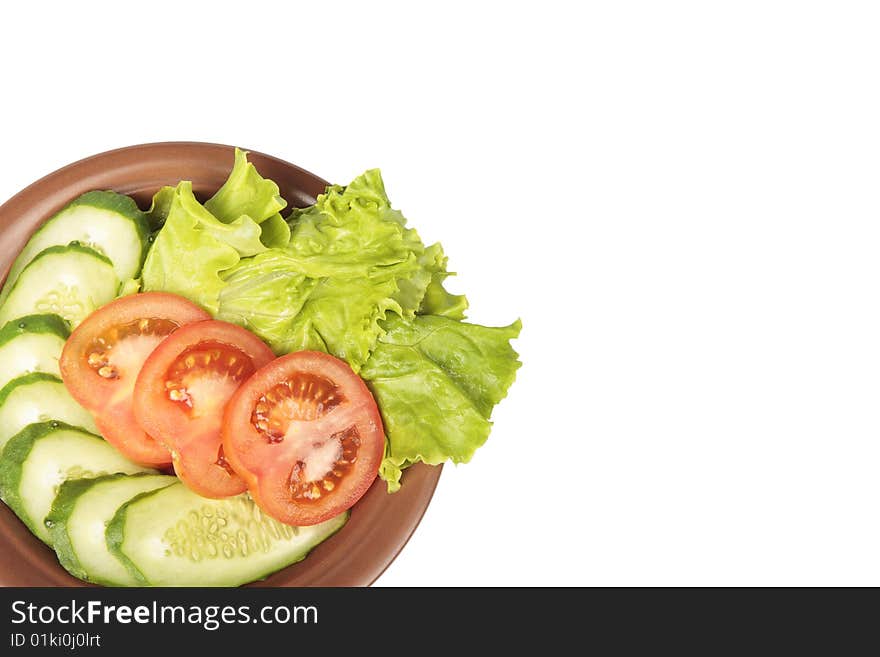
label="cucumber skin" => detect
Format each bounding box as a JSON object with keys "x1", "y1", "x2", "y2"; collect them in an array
[
  {"x1": 67, "y1": 191, "x2": 149, "y2": 238},
  {"x1": 0, "y1": 372, "x2": 99, "y2": 448},
  {"x1": 0, "y1": 421, "x2": 89, "y2": 540},
  {"x1": 105, "y1": 490, "x2": 350, "y2": 587},
  {"x1": 0, "y1": 243, "x2": 117, "y2": 328},
  {"x1": 0, "y1": 191, "x2": 149, "y2": 301},
  {"x1": 14, "y1": 242, "x2": 113, "y2": 269},
  {"x1": 46, "y1": 473, "x2": 175, "y2": 587},
  {"x1": 44, "y1": 476, "x2": 104, "y2": 582},
  {"x1": 0, "y1": 421, "x2": 155, "y2": 546},
  {"x1": 1, "y1": 240, "x2": 114, "y2": 307},
  {"x1": 0, "y1": 371, "x2": 66, "y2": 407},
  {"x1": 0, "y1": 314, "x2": 69, "y2": 348},
  {"x1": 105, "y1": 488, "x2": 159, "y2": 586}
]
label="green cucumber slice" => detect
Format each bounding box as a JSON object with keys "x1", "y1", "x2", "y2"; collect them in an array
[
  {"x1": 0, "y1": 422, "x2": 156, "y2": 544},
  {"x1": 0, "y1": 191, "x2": 149, "y2": 303},
  {"x1": 0, "y1": 314, "x2": 69, "y2": 390},
  {"x1": 0, "y1": 244, "x2": 119, "y2": 328},
  {"x1": 107, "y1": 483, "x2": 348, "y2": 586},
  {"x1": 0, "y1": 372, "x2": 98, "y2": 452},
  {"x1": 47, "y1": 473, "x2": 177, "y2": 586}
]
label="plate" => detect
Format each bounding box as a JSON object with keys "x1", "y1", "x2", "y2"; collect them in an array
[{"x1": 0, "y1": 142, "x2": 441, "y2": 586}]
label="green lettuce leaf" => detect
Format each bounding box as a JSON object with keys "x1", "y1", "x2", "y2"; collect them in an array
[
  {"x1": 287, "y1": 170, "x2": 422, "y2": 267},
  {"x1": 146, "y1": 185, "x2": 175, "y2": 230},
  {"x1": 218, "y1": 256, "x2": 400, "y2": 362},
  {"x1": 206, "y1": 148, "x2": 287, "y2": 224},
  {"x1": 291, "y1": 172, "x2": 468, "y2": 319},
  {"x1": 361, "y1": 315, "x2": 522, "y2": 491},
  {"x1": 259, "y1": 213, "x2": 291, "y2": 248},
  {"x1": 141, "y1": 182, "x2": 264, "y2": 312},
  {"x1": 418, "y1": 271, "x2": 469, "y2": 320},
  {"x1": 216, "y1": 169, "x2": 451, "y2": 369}
]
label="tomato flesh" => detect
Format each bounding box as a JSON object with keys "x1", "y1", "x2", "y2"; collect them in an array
[
  {"x1": 165, "y1": 341, "x2": 257, "y2": 418},
  {"x1": 251, "y1": 376, "x2": 356, "y2": 501},
  {"x1": 133, "y1": 320, "x2": 275, "y2": 498},
  {"x1": 223, "y1": 351, "x2": 385, "y2": 526},
  {"x1": 86, "y1": 318, "x2": 179, "y2": 384},
  {"x1": 60, "y1": 293, "x2": 210, "y2": 466}
]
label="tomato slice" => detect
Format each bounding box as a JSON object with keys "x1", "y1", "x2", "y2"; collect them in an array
[
  {"x1": 133, "y1": 320, "x2": 275, "y2": 498},
  {"x1": 60, "y1": 292, "x2": 210, "y2": 466},
  {"x1": 222, "y1": 351, "x2": 385, "y2": 526}
]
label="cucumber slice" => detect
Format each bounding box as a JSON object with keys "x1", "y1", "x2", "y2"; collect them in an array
[
  {"x1": 0, "y1": 191, "x2": 149, "y2": 303},
  {"x1": 0, "y1": 314, "x2": 69, "y2": 390},
  {"x1": 107, "y1": 483, "x2": 348, "y2": 586},
  {"x1": 0, "y1": 372, "x2": 98, "y2": 452},
  {"x1": 0, "y1": 244, "x2": 119, "y2": 328},
  {"x1": 47, "y1": 473, "x2": 177, "y2": 586},
  {"x1": 0, "y1": 422, "x2": 156, "y2": 544}
]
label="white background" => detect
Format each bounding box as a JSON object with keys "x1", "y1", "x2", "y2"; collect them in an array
[{"x1": 2, "y1": 1, "x2": 880, "y2": 586}]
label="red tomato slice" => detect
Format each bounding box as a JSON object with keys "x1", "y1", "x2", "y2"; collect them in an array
[
  {"x1": 60, "y1": 292, "x2": 210, "y2": 466},
  {"x1": 222, "y1": 351, "x2": 385, "y2": 526},
  {"x1": 133, "y1": 320, "x2": 275, "y2": 498}
]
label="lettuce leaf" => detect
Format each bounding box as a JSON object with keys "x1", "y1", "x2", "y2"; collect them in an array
[
  {"x1": 361, "y1": 315, "x2": 522, "y2": 491},
  {"x1": 216, "y1": 252, "x2": 414, "y2": 366},
  {"x1": 291, "y1": 170, "x2": 468, "y2": 320},
  {"x1": 259, "y1": 213, "x2": 291, "y2": 248},
  {"x1": 218, "y1": 254, "x2": 400, "y2": 362},
  {"x1": 141, "y1": 181, "x2": 264, "y2": 312},
  {"x1": 418, "y1": 272, "x2": 469, "y2": 320},
  {"x1": 287, "y1": 169, "x2": 426, "y2": 271},
  {"x1": 206, "y1": 148, "x2": 287, "y2": 224},
  {"x1": 146, "y1": 185, "x2": 175, "y2": 230},
  {"x1": 215, "y1": 168, "x2": 454, "y2": 369}
]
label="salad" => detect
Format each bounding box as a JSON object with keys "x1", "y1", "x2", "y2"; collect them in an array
[{"x1": 0, "y1": 149, "x2": 521, "y2": 586}]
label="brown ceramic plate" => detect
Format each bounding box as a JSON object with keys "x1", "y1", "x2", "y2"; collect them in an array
[{"x1": 0, "y1": 142, "x2": 441, "y2": 587}]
